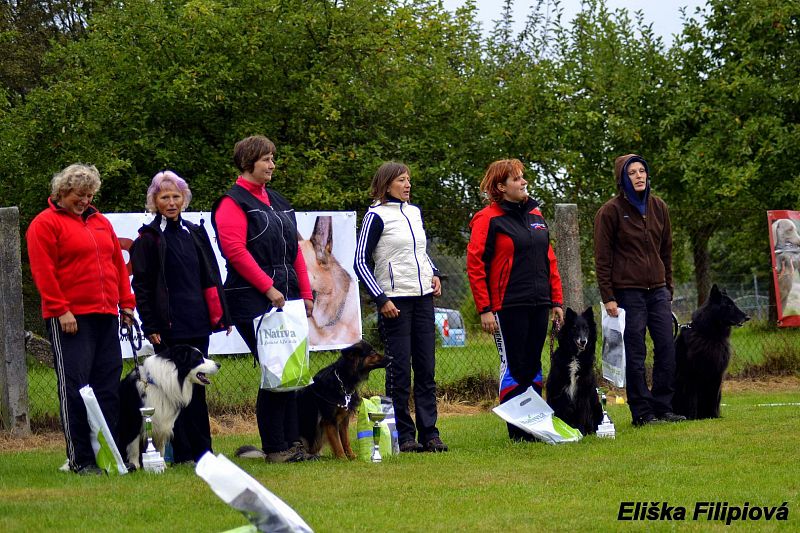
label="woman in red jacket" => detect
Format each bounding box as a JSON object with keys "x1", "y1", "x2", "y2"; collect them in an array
[
  {"x1": 467, "y1": 159, "x2": 564, "y2": 441},
  {"x1": 27, "y1": 163, "x2": 135, "y2": 475}
]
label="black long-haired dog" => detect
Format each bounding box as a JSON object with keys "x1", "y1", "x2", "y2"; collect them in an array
[
  {"x1": 673, "y1": 284, "x2": 750, "y2": 420},
  {"x1": 545, "y1": 307, "x2": 603, "y2": 435}
]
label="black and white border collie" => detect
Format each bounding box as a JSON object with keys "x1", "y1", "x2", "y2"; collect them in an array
[{"x1": 116, "y1": 345, "x2": 220, "y2": 469}]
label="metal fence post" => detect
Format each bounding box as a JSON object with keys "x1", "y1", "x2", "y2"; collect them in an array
[
  {"x1": 0, "y1": 207, "x2": 30, "y2": 436},
  {"x1": 554, "y1": 203, "x2": 584, "y2": 312}
]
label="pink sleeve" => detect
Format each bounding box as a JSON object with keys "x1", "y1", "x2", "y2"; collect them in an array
[
  {"x1": 215, "y1": 196, "x2": 274, "y2": 293},
  {"x1": 293, "y1": 247, "x2": 313, "y2": 300}
]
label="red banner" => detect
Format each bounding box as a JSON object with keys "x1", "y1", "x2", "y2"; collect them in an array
[{"x1": 767, "y1": 210, "x2": 800, "y2": 327}]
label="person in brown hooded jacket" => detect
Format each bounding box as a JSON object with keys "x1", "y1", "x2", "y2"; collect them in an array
[{"x1": 594, "y1": 154, "x2": 685, "y2": 426}]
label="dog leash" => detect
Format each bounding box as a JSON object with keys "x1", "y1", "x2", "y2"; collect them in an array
[
  {"x1": 119, "y1": 310, "x2": 143, "y2": 369},
  {"x1": 549, "y1": 317, "x2": 562, "y2": 361}
]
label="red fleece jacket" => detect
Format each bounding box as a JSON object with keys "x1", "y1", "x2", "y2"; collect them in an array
[{"x1": 26, "y1": 199, "x2": 136, "y2": 319}]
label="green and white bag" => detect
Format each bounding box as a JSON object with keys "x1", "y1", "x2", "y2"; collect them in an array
[
  {"x1": 79, "y1": 385, "x2": 128, "y2": 475},
  {"x1": 253, "y1": 299, "x2": 312, "y2": 391},
  {"x1": 492, "y1": 386, "x2": 583, "y2": 444}
]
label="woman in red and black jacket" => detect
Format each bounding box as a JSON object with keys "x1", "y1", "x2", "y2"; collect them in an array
[{"x1": 467, "y1": 159, "x2": 564, "y2": 441}]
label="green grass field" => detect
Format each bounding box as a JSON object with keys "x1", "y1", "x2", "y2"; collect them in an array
[{"x1": 2, "y1": 388, "x2": 798, "y2": 532}]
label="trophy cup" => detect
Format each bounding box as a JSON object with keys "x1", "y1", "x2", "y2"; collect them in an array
[
  {"x1": 596, "y1": 389, "x2": 616, "y2": 439},
  {"x1": 367, "y1": 412, "x2": 386, "y2": 463},
  {"x1": 139, "y1": 407, "x2": 166, "y2": 473}
]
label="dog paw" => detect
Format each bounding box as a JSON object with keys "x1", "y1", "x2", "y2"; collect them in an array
[{"x1": 234, "y1": 445, "x2": 267, "y2": 459}]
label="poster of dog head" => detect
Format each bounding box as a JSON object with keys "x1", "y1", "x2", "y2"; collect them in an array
[
  {"x1": 108, "y1": 211, "x2": 362, "y2": 356},
  {"x1": 768, "y1": 210, "x2": 800, "y2": 327}
]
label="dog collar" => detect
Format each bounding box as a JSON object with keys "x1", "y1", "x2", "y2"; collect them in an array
[{"x1": 334, "y1": 369, "x2": 352, "y2": 409}]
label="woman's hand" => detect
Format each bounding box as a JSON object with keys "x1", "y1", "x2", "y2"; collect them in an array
[
  {"x1": 304, "y1": 298, "x2": 314, "y2": 317},
  {"x1": 604, "y1": 301, "x2": 619, "y2": 318},
  {"x1": 58, "y1": 311, "x2": 78, "y2": 334},
  {"x1": 266, "y1": 286, "x2": 286, "y2": 309},
  {"x1": 120, "y1": 308, "x2": 135, "y2": 326},
  {"x1": 148, "y1": 333, "x2": 162, "y2": 345},
  {"x1": 480, "y1": 311, "x2": 498, "y2": 334},
  {"x1": 551, "y1": 306, "x2": 564, "y2": 327},
  {"x1": 431, "y1": 276, "x2": 442, "y2": 297},
  {"x1": 380, "y1": 300, "x2": 400, "y2": 318}
]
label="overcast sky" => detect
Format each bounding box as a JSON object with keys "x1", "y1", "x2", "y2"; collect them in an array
[{"x1": 441, "y1": 0, "x2": 709, "y2": 46}]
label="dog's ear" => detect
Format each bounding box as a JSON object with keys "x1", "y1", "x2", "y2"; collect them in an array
[
  {"x1": 709, "y1": 284, "x2": 721, "y2": 302},
  {"x1": 310, "y1": 216, "x2": 333, "y2": 260},
  {"x1": 341, "y1": 341, "x2": 366, "y2": 360},
  {"x1": 565, "y1": 307, "x2": 577, "y2": 323},
  {"x1": 581, "y1": 306, "x2": 594, "y2": 324}
]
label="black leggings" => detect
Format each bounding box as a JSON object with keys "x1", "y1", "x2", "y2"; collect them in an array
[
  {"x1": 235, "y1": 321, "x2": 299, "y2": 453},
  {"x1": 493, "y1": 305, "x2": 550, "y2": 440}
]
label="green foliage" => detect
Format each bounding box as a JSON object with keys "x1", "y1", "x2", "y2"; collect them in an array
[{"x1": 3, "y1": 0, "x2": 800, "y2": 300}]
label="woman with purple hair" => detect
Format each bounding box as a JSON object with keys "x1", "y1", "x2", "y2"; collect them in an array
[{"x1": 130, "y1": 170, "x2": 231, "y2": 464}]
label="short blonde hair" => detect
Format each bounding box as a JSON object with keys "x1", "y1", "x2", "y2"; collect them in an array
[{"x1": 50, "y1": 164, "x2": 101, "y2": 202}]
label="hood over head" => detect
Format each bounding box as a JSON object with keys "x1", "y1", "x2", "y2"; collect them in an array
[{"x1": 614, "y1": 153, "x2": 650, "y2": 215}]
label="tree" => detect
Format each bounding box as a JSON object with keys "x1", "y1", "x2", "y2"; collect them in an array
[{"x1": 660, "y1": 0, "x2": 800, "y2": 305}]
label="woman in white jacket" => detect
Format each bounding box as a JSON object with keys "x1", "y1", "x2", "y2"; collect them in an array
[{"x1": 354, "y1": 162, "x2": 448, "y2": 452}]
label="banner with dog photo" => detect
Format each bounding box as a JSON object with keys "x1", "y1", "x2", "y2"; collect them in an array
[
  {"x1": 107, "y1": 211, "x2": 362, "y2": 356},
  {"x1": 767, "y1": 210, "x2": 800, "y2": 327}
]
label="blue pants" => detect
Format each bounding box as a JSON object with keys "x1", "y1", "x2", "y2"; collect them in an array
[
  {"x1": 47, "y1": 314, "x2": 123, "y2": 471},
  {"x1": 615, "y1": 287, "x2": 676, "y2": 421},
  {"x1": 378, "y1": 294, "x2": 440, "y2": 445}
]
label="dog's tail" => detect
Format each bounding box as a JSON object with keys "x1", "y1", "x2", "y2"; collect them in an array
[{"x1": 234, "y1": 444, "x2": 267, "y2": 459}]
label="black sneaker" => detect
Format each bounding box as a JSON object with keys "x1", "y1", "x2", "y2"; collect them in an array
[
  {"x1": 74, "y1": 464, "x2": 104, "y2": 476},
  {"x1": 423, "y1": 436, "x2": 449, "y2": 452},
  {"x1": 659, "y1": 412, "x2": 687, "y2": 423},
  {"x1": 399, "y1": 440, "x2": 424, "y2": 453},
  {"x1": 632, "y1": 413, "x2": 663, "y2": 427}
]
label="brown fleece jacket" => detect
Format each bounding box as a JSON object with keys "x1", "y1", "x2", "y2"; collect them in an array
[{"x1": 593, "y1": 154, "x2": 673, "y2": 303}]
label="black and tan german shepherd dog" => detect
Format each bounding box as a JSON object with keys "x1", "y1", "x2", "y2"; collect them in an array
[{"x1": 297, "y1": 340, "x2": 391, "y2": 459}]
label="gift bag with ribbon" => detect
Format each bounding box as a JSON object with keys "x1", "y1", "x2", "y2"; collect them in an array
[
  {"x1": 253, "y1": 300, "x2": 312, "y2": 391},
  {"x1": 601, "y1": 305, "x2": 626, "y2": 388},
  {"x1": 356, "y1": 395, "x2": 398, "y2": 461},
  {"x1": 79, "y1": 385, "x2": 128, "y2": 475}
]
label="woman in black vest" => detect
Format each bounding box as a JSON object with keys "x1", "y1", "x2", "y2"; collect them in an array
[
  {"x1": 130, "y1": 170, "x2": 231, "y2": 463},
  {"x1": 212, "y1": 136, "x2": 315, "y2": 463}
]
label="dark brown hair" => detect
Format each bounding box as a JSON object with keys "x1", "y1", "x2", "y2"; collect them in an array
[
  {"x1": 369, "y1": 161, "x2": 410, "y2": 203},
  {"x1": 233, "y1": 135, "x2": 276, "y2": 173},
  {"x1": 479, "y1": 159, "x2": 525, "y2": 203}
]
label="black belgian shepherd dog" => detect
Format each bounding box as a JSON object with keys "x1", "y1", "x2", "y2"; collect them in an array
[
  {"x1": 545, "y1": 307, "x2": 603, "y2": 435},
  {"x1": 672, "y1": 285, "x2": 750, "y2": 420}
]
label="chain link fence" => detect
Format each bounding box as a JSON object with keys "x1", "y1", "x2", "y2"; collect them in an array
[{"x1": 23, "y1": 206, "x2": 800, "y2": 429}]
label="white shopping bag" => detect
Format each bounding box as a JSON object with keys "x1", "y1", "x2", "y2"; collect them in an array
[
  {"x1": 253, "y1": 299, "x2": 312, "y2": 391},
  {"x1": 196, "y1": 452, "x2": 313, "y2": 533},
  {"x1": 601, "y1": 306, "x2": 626, "y2": 388},
  {"x1": 492, "y1": 387, "x2": 582, "y2": 444},
  {"x1": 79, "y1": 385, "x2": 128, "y2": 475}
]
